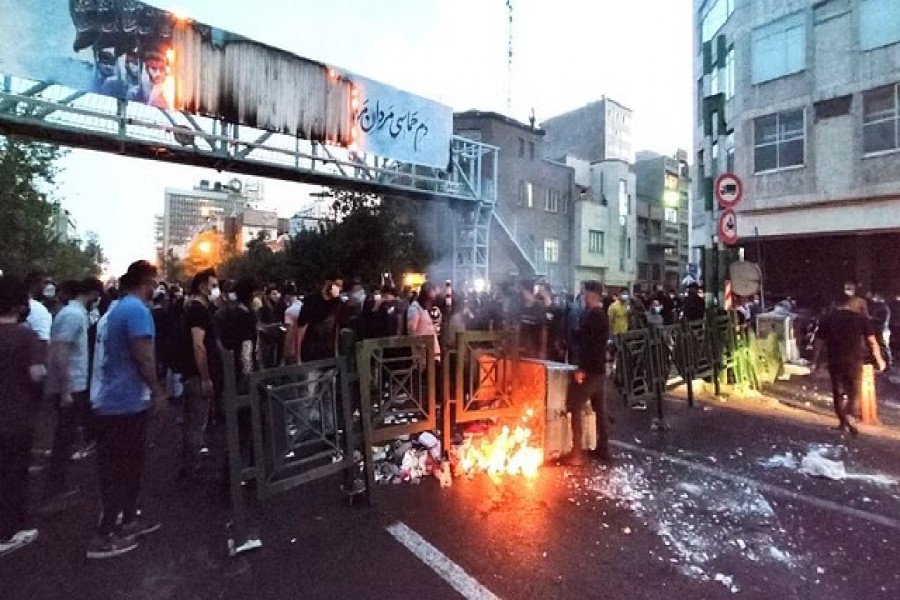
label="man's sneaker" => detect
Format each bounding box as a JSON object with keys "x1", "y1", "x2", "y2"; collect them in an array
[
  {"x1": 86, "y1": 533, "x2": 138, "y2": 559},
  {"x1": 71, "y1": 442, "x2": 96, "y2": 461},
  {"x1": 0, "y1": 529, "x2": 38, "y2": 557},
  {"x1": 119, "y1": 515, "x2": 160, "y2": 541},
  {"x1": 631, "y1": 401, "x2": 648, "y2": 411}
]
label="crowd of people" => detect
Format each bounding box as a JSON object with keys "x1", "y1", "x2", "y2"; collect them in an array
[{"x1": 1, "y1": 258, "x2": 714, "y2": 560}]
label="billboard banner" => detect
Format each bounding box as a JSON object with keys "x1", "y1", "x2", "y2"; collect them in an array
[
  {"x1": 0, "y1": 1, "x2": 454, "y2": 168},
  {"x1": 350, "y1": 75, "x2": 452, "y2": 170}
]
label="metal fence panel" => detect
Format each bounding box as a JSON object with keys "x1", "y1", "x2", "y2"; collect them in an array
[
  {"x1": 451, "y1": 330, "x2": 520, "y2": 423},
  {"x1": 356, "y1": 335, "x2": 436, "y2": 445}
]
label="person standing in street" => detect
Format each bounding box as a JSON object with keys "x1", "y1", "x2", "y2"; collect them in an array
[
  {"x1": 24, "y1": 271, "x2": 52, "y2": 355},
  {"x1": 0, "y1": 276, "x2": 46, "y2": 557},
  {"x1": 407, "y1": 281, "x2": 441, "y2": 359},
  {"x1": 561, "y1": 281, "x2": 611, "y2": 466},
  {"x1": 282, "y1": 284, "x2": 303, "y2": 366},
  {"x1": 681, "y1": 283, "x2": 706, "y2": 322},
  {"x1": 814, "y1": 293, "x2": 887, "y2": 435},
  {"x1": 90, "y1": 260, "x2": 164, "y2": 559},
  {"x1": 41, "y1": 278, "x2": 103, "y2": 512},
  {"x1": 178, "y1": 269, "x2": 222, "y2": 480}
]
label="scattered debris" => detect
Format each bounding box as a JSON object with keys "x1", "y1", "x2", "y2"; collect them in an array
[{"x1": 762, "y1": 445, "x2": 897, "y2": 486}]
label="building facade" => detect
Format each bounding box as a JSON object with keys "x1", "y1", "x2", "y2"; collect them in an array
[
  {"x1": 693, "y1": 0, "x2": 900, "y2": 303},
  {"x1": 566, "y1": 157, "x2": 638, "y2": 290},
  {"x1": 454, "y1": 111, "x2": 574, "y2": 291},
  {"x1": 634, "y1": 150, "x2": 691, "y2": 291},
  {"x1": 160, "y1": 179, "x2": 252, "y2": 260},
  {"x1": 542, "y1": 97, "x2": 634, "y2": 165}
]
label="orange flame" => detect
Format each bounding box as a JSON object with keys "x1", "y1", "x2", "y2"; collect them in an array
[{"x1": 456, "y1": 407, "x2": 543, "y2": 479}]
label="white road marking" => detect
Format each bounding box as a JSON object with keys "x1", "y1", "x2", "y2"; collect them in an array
[
  {"x1": 611, "y1": 440, "x2": 900, "y2": 533},
  {"x1": 386, "y1": 521, "x2": 500, "y2": 600}
]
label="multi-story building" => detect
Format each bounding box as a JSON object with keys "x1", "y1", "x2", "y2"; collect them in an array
[
  {"x1": 161, "y1": 179, "x2": 252, "y2": 259},
  {"x1": 565, "y1": 157, "x2": 638, "y2": 290},
  {"x1": 454, "y1": 111, "x2": 575, "y2": 290},
  {"x1": 634, "y1": 150, "x2": 691, "y2": 291},
  {"x1": 542, "y1": 97, "x2": 634, "y2": 165},
  {"x1": 49, "y1": 203, "x2": 77, "y2": 244},
  {"x1": 693, "y1": 0, "x2": 900, "y2": 303}
]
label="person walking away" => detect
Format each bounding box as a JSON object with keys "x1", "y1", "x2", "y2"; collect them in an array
[
  {"x1": 296, "y1": 279, "x2": 344, "y2": 432},
  {"x1": 41, "y1": 278, "x2": 103, "y2": 512},
  {"x1": 177, "y1": 269, "x2": 223, "y2": 480},
  {"x1": 89, "y1": 260, "x2": 165, "y2": 559},
  {"x1": 218, "y1": 279, "x2": 258, "y2": 394},
  {"x1": 0, "y1": 276, "x2": 46, "y2": 557},
  {"x1": 842, "y1": 281, "x2": 869, "y2": 318},
  {"x1": 681, "y1": 283, "x2": 706, "y2": 322},
  {"x1": 647, "y1": 299, "x2": 664, "y2": 328},
  {"x1": 814, "y1": 293, "x2": 887, "y2": 435},
  {"x1": 560, "y1": 281, "x2": 611, "y2": 466}
]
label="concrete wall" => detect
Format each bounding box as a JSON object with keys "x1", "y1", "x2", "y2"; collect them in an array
[
  {"x1": 693, "y1": 0, "x2": 900, "y2": 243},
  {"x1": 542, "y1": 98, "x2": 633, "y2": 164},
  {"x1": 454, "y1": 112, "x2": 574, "y2": 290}
]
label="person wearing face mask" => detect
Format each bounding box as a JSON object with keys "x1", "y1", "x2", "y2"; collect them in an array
[
  {"x1": 177, "y1": 268, "x2": 223, "y2": 481},
  {"x1": 41, "y1": 278, "x2": 104, "y2": 513}
]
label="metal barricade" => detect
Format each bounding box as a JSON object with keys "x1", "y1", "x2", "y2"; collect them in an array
[
  {"x1": 655, "y1": 323, "x2": 694, "y2": 407},
  {"x1": 615, "y1": 329, "x2": 655, "y2": 408},
  {"x1": 223, "y1": 351, "x2": 373, "y2": 557},
  {"x1": 441, "y1": 330, "x2": 520, "y2": 447},
  {"x1": 355, "y1": 335, "x2": 437, "y2": 445}
]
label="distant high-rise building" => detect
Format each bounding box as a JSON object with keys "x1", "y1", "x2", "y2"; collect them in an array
[
  {"x1": 542, "y1": 97, "x2": 634, "y2": 164},
  {"x1": 161, "y1": 179, "x2": 256, "y2": 259}
]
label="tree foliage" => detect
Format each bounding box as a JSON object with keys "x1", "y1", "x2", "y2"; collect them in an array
[
  {"x1": 0, "y1": 136, "x2": 105, "y2": 278},
  {"x1": 220, "y1": 190, "x2": 434, "y2": 292}
]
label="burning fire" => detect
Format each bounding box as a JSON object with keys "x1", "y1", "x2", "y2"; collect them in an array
[{"x1": 455, "y1": 408, "x2": 544, "y2": 479}]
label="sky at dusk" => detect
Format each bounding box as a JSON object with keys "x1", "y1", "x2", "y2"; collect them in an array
[{"x1": 52, "y1": 0, "x2": 694, "y2": 275}]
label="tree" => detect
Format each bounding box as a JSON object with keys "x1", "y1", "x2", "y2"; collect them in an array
[{"x1": 0, "y1": 136, "x2": 106, "y2": 279}]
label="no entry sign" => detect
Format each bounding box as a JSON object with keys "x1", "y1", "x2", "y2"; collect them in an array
[
  {"x1": 718, "y1": 209, "x2": 738, "y2": 246},
  {"x1": 715, "y1": 172, "x2": 743, "y2": 209}
]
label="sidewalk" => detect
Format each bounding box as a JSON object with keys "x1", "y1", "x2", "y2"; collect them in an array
[{"x1": 762, "y1": 367, "x2": 900, "y2": 429}]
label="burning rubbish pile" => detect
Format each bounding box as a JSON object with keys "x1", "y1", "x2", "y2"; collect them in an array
[
  {"x1": 371, "y1": 407, "x2": 545, "y2": 486},
  {"x1": 453, "y1": 407, "x2": 544, "y2": 479}
]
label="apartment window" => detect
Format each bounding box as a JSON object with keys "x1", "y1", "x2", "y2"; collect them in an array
[
  {"x1": 457, "y1": 129, "x2": 482, "y2": 142},
  {"x1": 726, "y1": 131, "x2": 735, "y2": 173},
  {"x1": 544, "y1": 189, "x2": 560, "y2": 213},
  {"x1": 701, "y1": 0, "x2": 735, "y2": 43},
  {"x1": 529, "y1": 141, "x2": 535, "y2": 160},
  {"x1": 664, "y1": 208, "x2": 679, "y2": 224},
  {"x1": 520, "y1": 181, "x2": 534, "y2": 208},
  {"x1": 860, "y1": 0, "x2": 900, "y2": 51},
  {"x1": 710, "y1": 66, "x2": 720, "y2": 96},
  {"x1": 618, "y1": 180, "x2": 629, "y2": 216},
  {"x1": 544, "y1": 238, "x2": 560, "y2": 264},
  {"x1": 754, "y1": 109, "x2": 804, "y2": 172},
  {"x1": 724, "y1": 45, "x2": 735, "y2": 99},
  {"x1": 626, "y1": 237, "x2": 632, "y2": 260},
  {"x1": 751, "y1": 12, "x2": 806, "y2": 84},
  {"x1": 637, "y1": 218, "x2": 649, "y2": 239},
  {"x1": 518, "y1": 137, "x2": 525, "y2": 158},
  {"x1": 588, "y1": 230, "x2": 605, "y2": 254},
  {"x1": 863, "y1": 83, "x2": 900, "y2": 154}
]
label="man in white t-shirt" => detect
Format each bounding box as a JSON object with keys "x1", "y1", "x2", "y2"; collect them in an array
[
  {"x1": 25, "y1": 272, "x2": 52, "y2": 345},
  {"x1": 282, "y1": 285, "x2": 303, "y2": 365}
]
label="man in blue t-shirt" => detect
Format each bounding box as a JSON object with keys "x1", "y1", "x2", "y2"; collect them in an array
[{"x1": 88, "y1": 261, "x2": 165, "y2": 560}]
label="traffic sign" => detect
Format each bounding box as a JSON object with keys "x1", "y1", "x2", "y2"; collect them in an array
[
  {"x1": 715, "y1": 172, "x2": 743, "y2": 208},
  {"x1": 718, "y1": 209, "x2": 738, "y2": 245}
]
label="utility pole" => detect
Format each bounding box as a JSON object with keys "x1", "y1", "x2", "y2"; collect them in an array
[{"x1": 506, "y1": 0, "x2": 514, "y2": 113}]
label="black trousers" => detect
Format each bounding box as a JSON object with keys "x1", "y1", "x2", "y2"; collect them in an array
[
  {"x1": 0, "y1": 427, "x2": 34, "y2": 540},
  {"x1": 567, "y1": 371, "x2": 609, "y2": 454},
  {"x1": 45, "y1": 391, "x2": 92, "y2": 498},
  {"x1": 95, "y1": 411, "x2": 148, "y2": 535},
  {"x1": 828, "y1": 362, "x2": 862, "y2": 428}
]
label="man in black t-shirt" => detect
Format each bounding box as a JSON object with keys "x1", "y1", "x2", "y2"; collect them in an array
[
  {"x1": 179, "y1": 269, "x2": 222, "y2": 478},
  {"x1": 517, "y1": 279, "x2": 548, "y2": 359},
  {"x1": 298, "y1": 279, "x2": 343, "y2": 363},
  {"x1": 217, "y1": 279, "x2": 257, "y2": 393},
  {"x1": 681, "y1": 283, "x2": 706, "y2": 322},
  {"x1": 815, "y1": 295, "x2": 886, "y2": 435}
]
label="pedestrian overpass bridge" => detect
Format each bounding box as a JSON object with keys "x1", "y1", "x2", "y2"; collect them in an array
[{"x1": 0, "y1": 0, "x2": 528, "y2": 287}]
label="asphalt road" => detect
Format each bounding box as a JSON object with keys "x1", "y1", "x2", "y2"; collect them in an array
[{"x1": 3, "y1": 390, "x2": 900, "y2": 600}]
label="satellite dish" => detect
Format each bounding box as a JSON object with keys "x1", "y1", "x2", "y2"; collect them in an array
[
  {"x1": 229, "y1": 178, "x2": 243, "y2": 192},
  {"x1": 730, "y1": 261, "x2": 762, "y2": 296}
]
